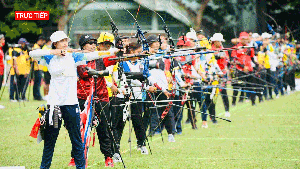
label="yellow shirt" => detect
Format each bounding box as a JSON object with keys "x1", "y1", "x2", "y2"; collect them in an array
[
  {"x1": 105, "y1": 74, "x2": 113, "y2": 97},
  {"x1": 8, "y1": 48, "x2": 31, "y2": 75},
  {"x1": 259, "y1": 45, "x2": 272, "y2": 69},
  {"x1": 32, "y1": 43, "x2": 45, "y2": 71}
]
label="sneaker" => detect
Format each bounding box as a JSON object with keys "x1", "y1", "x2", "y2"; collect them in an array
[
  {"x1": 192, "y1": 125, "x2": 198, "y2": 130},
  {"x1": 168, "y1": 134, "x2": 175, "y2": 142},
  {"x1": 245, "y1": 99, "x2": 250, "y2": 103},
  {"x1": 113, "y1": 153, "x2": 121, "y2": 163},
  {"x1": 68, "y1": 158, "x2": 75, "y2": 166},
  {"x1": 238, "y1": 99, "x2": 243, "y2": 103},
  {"x1": 140, "y1": 146, "x2": 148, "y2": 155},
  {"x1": 10, "y1": 99, "x2": 17, "y2": 102},
  {"x1": 105, "y1": 157, "x2": 114, "y2": 167},
  {"x1": 212, "y1": 120, "x2": 218, "y2": 124},
  {"x1": 185, "y1": 119, "x2": 191, "y2": 124},
  {"x1": 232, "y1": 103, "x2": 236, "y2": 107},
  {"x1": 137, "y1": 145, "x2": 142, "y2": 151},
  {"x1": 202, "y1": 124, "x2": 208, "y2": 128},
  {"x1": 176, "y1": 131, "x2": 182, "y2": 135},
  {"x1": 225, "y1": 111, "x2": 230, "y2": 117},
  {"x1": 0, "y1": 105, "x2": 5, "y2": 109},
  {"x1": 154, "y1": 131, "x2": 161, "y2": 135},
  {"x1": 276, "y1": 95, "x2": 279, "y2": 99}
]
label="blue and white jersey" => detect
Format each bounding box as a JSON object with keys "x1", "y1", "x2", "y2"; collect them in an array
[
  {"x1": 29, "y1": 49, "x2": 113, "y2": 106},
  {"x1": 122, "y1": 60, "x2": 146, "y2": 100}
]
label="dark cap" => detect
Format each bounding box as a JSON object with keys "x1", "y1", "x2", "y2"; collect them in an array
[
  {"x1": 18, "y1": 38, "x2": 29, "y2": 44},
  {"x1": 38, "y1": 35, "x2": 46, "y2": 41},
  {"x1": 146, "y1": 35, "x2": 158, "y2": 46},
  {"x1": 79, "y1": 34, "x2": 96, "y2": 48}
]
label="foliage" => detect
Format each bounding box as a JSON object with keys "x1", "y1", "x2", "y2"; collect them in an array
[{"x1": 0, "y1": 0, "x2": 62, "y2": 40}]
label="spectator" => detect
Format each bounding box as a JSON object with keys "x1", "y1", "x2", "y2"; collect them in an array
[
  {"x1": 42, "y1": 38, "x2": 52, "y2": 101},
  {"x1": 32, "y1": 35, "x2": 46, "y2": 100}
]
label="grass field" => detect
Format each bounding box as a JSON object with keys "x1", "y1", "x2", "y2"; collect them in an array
[{"x1": 0, "y1": 86, "x2": 300, "y2": 169}]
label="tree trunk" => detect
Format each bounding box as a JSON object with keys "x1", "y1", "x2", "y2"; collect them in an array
[
  {"x1": 57, "y1": 14, "x2": 67, "y2": 31},
  {"x1": 57, "y1": 0, "x2": 92, "y2": 31},
  {"x1": 194, "y1": 0, "x2": 211, "y2": 30}
]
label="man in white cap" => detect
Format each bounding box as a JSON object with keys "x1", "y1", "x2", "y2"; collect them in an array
[{"x1": 29, "y1": 31, "x2": 117, "y2": 169}]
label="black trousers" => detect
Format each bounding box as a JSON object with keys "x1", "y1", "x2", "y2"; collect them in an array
[
  {"x1": 111, "y1": 97, "x2": 126, "y2": 153},
  {"x1": 33, "y1": 70, "x2": 43, "y2": 100},
  {"x1": 78, "y1": 99, "x2": 113, "y2": 159},
  {"x1": 220, "y1": 87, "x2": 229, "y2": 112},
  {"x1": 18, "y1": 75, "x2": 28, "y2": 100},
  {"x1": 148, "y1": 91, "x2": 175, "y2": 134},
  {"x1": 204, "y1": 88, "x2": 216, "y2": 121},
  {"x1": 232, "y1": 71, "x2": 256, "y2": 105},
  {"x1": 232, "y1": 71, "x2": 246, "y2": 104},
  {"x1": 131, "y1": 100, "x2": 147, "y2": 146},
  {"x1": 265, "y1": 68, "x2": 273, "y2": 99},
  {"x1": 184, "y1": 94, "x2": 197, "y2": 128},
  {"x1": 156, "y1": 93, "x2": 175, "y2": 134}
]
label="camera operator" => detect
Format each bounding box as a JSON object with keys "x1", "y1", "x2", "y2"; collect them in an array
[{"x1": 7, "y1": 38, "x2": 31, "y2": 101}]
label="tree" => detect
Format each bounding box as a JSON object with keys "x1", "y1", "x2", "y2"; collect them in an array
[
  {"x1": 0, "y1": 0, "x2": 92, "y2": 41},
  {"x1": 173, "y1": 0, "x2": 211, "y2": 30}
]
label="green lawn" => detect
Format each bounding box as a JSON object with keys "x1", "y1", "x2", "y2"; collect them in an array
[{"x1": 0, "y1": 86, "x2": 300, "y2": 169}]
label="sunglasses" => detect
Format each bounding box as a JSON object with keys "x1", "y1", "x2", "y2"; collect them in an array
[{"x1": 87, "y1": 40, "x2": 97, "y2": 45}]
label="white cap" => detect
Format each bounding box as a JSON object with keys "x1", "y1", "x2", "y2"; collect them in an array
[
  {"x1": 252, "y1": 33, "x2": 260, "y2": 38},
  {"x1": 210, "y1": 33, "x2": 225, "y2": 42},
  {"x1": 186, "y1": 31, "x2": 197, "y2": 40},
  {"x1": 261, "y1": 32, "x2": 272, "y2": 39},
  {"x1": 50, "y1": 31, "x2": 71, "y2": 43},
  {"x1": 275, "y1": 33, "x2": 280, "y2": 39}
]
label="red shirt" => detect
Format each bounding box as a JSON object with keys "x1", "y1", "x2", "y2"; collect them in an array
[
  {"x1": 180, "y1": 55, "x2": 195, "y2": 84},
  {"x1": 0, "y1": 47, "x2": 4, "y2": 75},
  {"x1": 231, "y1": 43, "x2": 254, "y2": 72},
  {"x1": 77, "y1": 56, "x2": 116, "y2": 102},
  {"x1": 211, "y1": 44, "x2": 229, "y2": 71}
]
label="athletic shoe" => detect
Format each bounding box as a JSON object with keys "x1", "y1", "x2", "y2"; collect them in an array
[
  {"x1": 168, "y1": 134, "x2": 175, "y2": 142},
  {"x1": 105, "y1": 157, "x2": 114, "y2": 167},
  {"x1": 113, "y1": 153, "x2": 121, "y2": 163},
  {"x1": 185, "y1": 119, "x2": 191, "y2": 124},
  {"x1": 68, "y1": 158, "x2": 75, "y2": 166},
  {"x1": 276, "y1": 95, "x2": 279, "y2": 99},
  {"x1": 137, "y1": 145, "x2": 142, "y2": 151},
  {"x1": 176, "y1": 131, "x2": 182, "y2": 135},
  {"x1": 154, "y1": 131, "x2": 161, "y2": 135},
  {"x1": 212, "y1": 120, "x2": 218, "y2": 124},
  {"x1": 140, "y1": 146, "x2": 148, "y2": 155},
  {"x1": 245, "y1": 99, "x2": 250, "y2": 103},
  {"x1": 192, "y1": 125, "x2": 198, "y2": 130},
  {"x1": 10, "y1": 99, "x2": 17, "y2": 102},
  {"x1": 232, "y1": 103, "x2": 236, "y2": 107},
  {"x1": 0, "y1": 105, "x2": 5, "y2": 109},
  {"x1": 202, "y1": 124, "x2": 208, "y2": 128},
  {"x1": 225, "y1": 111, "x2": 230, "y2": 117}
]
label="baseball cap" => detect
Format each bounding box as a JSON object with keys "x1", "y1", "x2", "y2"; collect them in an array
[{"x1": 50, "y1": 31, "x2": 71, "y2": 43}]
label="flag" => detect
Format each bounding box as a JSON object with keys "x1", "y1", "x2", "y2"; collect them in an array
[
  {"x1": 29, "y1": 118, "x2": 41, "y2": 139},
  {"x1": 80, "y1": 79, "x2": 94, "y2": 168}
]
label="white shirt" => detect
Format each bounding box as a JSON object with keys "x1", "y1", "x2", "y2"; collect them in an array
[{"x1": 29, "y1": 49, "x2": 113, "y2": 106}]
